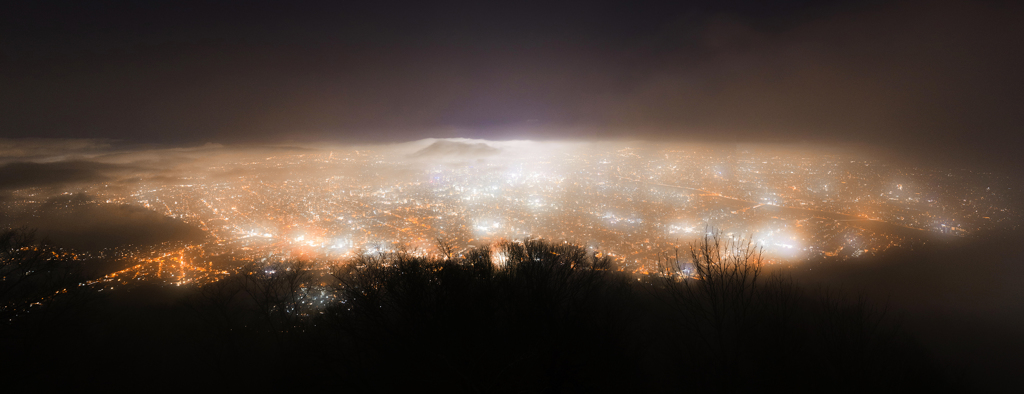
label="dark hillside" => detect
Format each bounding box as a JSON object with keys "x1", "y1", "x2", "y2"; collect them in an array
[{"x1": 2, "y1": 230, "x2": 958, "y2": 392}]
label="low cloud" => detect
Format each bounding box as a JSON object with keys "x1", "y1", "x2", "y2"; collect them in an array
[
  {"x1": 0, "y1": 160, "x2": 133, "y2": 191},
  {"x1": 0, "y1": 138, "x2": 113, "y2": 163},
  {"x1": 785, "y1": 232, "x2": 1024, "y2": 391},
  {"x1": 0, "y1": 141, "x2": 329, "y2": 194},
  {"x1": 411, "y1": 140, "x2": 501, "y2": 159},
  {"x1": 7, "y1": 196, "x2": 206, "y2": 251}
]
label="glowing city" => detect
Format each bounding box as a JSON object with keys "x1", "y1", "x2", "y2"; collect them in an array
[{"x1": 3, "y1": 140, "x2": 1017, "y2": 290}]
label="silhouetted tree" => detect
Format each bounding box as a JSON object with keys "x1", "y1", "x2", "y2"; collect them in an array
[
  {"x1": 0, "y1": 227, "x2": 957, "y2": 392},
  {"x1": 181, "y1": 273, "x2": 248, "y2": 344},
  {"x1": 642, "y1": 229, "x2": 951, "y2": 391},
  {"x1": 240, "y1": 259, "x2": 313, "y2": 339},
  {"x1": 0, "y1": 227, "x2": 88, "y2": 330},
  {"x1": 319, "y1": 240, "x2": 645, "y2": 391},
  {"x1": 435, "y1": 236, "x2": 458, "y2": 260}
]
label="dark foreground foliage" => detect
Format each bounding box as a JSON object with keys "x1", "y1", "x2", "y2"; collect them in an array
[{"x1": 1, "y1": 231, "x2": 957, "y2": 392}]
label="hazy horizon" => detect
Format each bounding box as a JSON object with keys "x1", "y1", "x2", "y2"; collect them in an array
[{"x1": 3, "y1": 1, "x2": 1023, "y2": 391}]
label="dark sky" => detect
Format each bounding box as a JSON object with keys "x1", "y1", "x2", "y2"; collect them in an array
[{"x1": 2, "y1": 0, "x2": 1022, "y2": 171}]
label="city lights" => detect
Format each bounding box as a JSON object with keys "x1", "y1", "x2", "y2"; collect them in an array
[{"x1": 4, "y1": 140, "x2": 1015, "y2": 289}]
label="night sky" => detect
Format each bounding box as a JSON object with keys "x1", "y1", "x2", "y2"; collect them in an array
[
  {"x1": 3, "y1": 0, "x2": 1022, "y2": 170},
  {"x1": 3, "y1": 3, "x2": 1024, "y2": 389}
]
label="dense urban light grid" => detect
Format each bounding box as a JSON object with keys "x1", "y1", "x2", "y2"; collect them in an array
[
  {"x1": 3, "y1": 1, "x2": 1023, "y2": 389},
  {"x1": 3, "y1": 140, "x2": 1016, "y2": 293}
]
